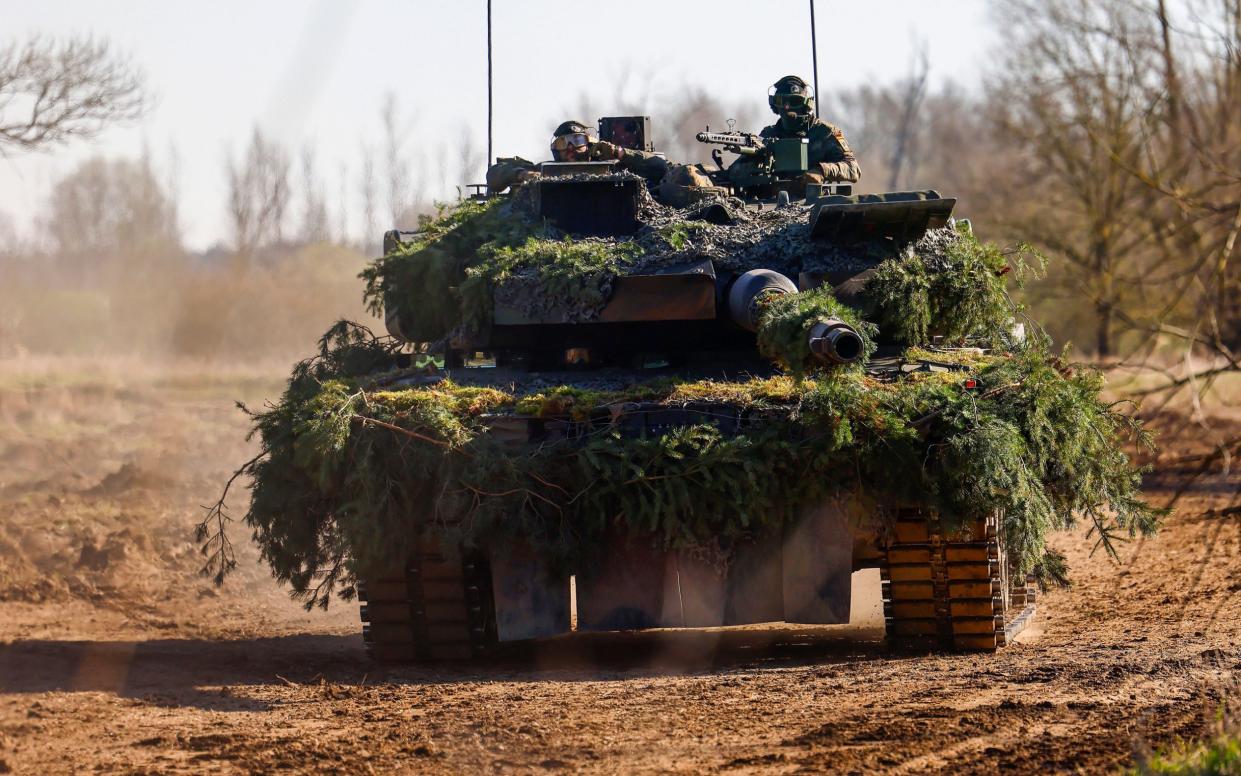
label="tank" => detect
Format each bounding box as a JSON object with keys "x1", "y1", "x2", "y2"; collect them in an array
[{"x1": 355, "y1": 146, "x2": 1038, "y2": 662}]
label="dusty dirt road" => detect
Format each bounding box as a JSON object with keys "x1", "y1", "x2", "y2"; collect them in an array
[{"x1": 0, "y1": 361, "x2": 1237, "y2": 774}]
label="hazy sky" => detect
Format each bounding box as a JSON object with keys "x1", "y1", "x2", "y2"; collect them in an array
[{"x1": 0, "y1": 0, "x2": 995, "y2": 249}]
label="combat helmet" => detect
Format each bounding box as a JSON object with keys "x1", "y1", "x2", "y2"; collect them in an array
[
  {"x1": 768, "y1": 75, "x2": 815, "y2": 116},
  {"x1": 550, "y1": 120, "x2": 597, "y2": 161}
]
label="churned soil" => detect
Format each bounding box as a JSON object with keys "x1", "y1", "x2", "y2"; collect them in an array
[{"x1": 0, "y1": 360, "x2": 1237, "y2": 775}]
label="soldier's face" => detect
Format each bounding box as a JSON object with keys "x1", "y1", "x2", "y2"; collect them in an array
[{"x1": 552, "y1": 132, "x2": 591, "y2": 161}]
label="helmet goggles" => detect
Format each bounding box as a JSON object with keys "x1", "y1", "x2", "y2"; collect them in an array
[
  {"x1": 770, "y1": 92, "x2": 810, "y2": 111},
  {"x1": 550, "y1": 132, "x2": 594, "y2": 154}
]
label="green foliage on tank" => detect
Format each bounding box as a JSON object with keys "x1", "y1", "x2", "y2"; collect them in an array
[
  {"x1": 867, "y1": 223, "x2": 1045, "y2": 346},
  {"x1": 755, "y1": 287, "x2": 876, "y2": 377},
  {"x1": 200, "y1": 188, "x2": 1155, "y2": 613},
  {"x1": 215, "y1": 320, "x2": 1161, "y2": 609},
  {"x1": 361, "y1": 199, "x2": 657, "y2": 340}
]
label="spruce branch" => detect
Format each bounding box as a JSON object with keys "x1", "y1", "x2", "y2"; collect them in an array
[
  {"x1": 353, "y1": 414, "x2": 454, "y2": 449},
  {"x1": 195, "y1": 449, "x2": 265, "y2": 585}
]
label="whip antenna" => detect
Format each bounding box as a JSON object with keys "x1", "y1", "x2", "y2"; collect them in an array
[
  {"x1": 809, "y1": 0, "x2": 820, "y2": 114},
  {"x1": 487, "y1": 0, "x2": 494, "y2": 166}
]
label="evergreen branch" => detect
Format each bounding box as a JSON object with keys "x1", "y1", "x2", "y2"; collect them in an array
[
  {"x1": 461, "y1": 482, "x2": 562, "y2": 514},
  {"x1": 353, "y1": 414, "x2": 455, "y2": 449},
  {"x1": 195, "y1": 449, "x2": 266, "y2": 585},
  {"x1": 1085, "y1": 504, "x2": 1123, "y2": 562},
  {"x1": 523, "y1": 469, "x2": 570, "y2": 497},
  {"x1": 302, "y1": 552, "x2": 348, "y2": 611},
  {"x1": 910, "y1": 382, "x2": 1022, "y2": 432}
]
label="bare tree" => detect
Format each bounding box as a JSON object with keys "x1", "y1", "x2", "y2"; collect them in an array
[
  {"x1": 299, "y1": 146, "x2": 330, "y2": 244},
  {"x1": 561, "y1": 90, "x2": 605, "y2": 135},
  {"x1": 983, "y1": 0, "x2": 1241, "y2": 364},
  {"x1": 887, "y1": 41, "x2": 930, "y2": 190},
  {"x1": 826, "y1": 44, "x2": 937, "y2": 194},
  {"x1": 358, "y1": 142, "x2": 377, "y2": 251},
  {"x1": 988, "y1": 0, "x2": 1161, "y2": 357},
  {"x1": 337, "y1": 159, "x2": 351, "y2": 247},
  {"x1": 658, "y1": 88, "x2": 765, "y2": 166},
  {"x1": 0, "y1": 36, "x2": 145, "y2": 152},
  {"x1": 971, "y1": 0, "x2": 1241, "y2": 517},
  {"x1": 43, "y1": 153, "x2": 180, "y2": 281},
  {"x1": 381, "y1": 92, "x2": 418, "y2": 226},
  {"x1": 226, "y1": 127, "x2": 291, "y2": 258},
  {"x1": 457, "y1": 124, "x2": 485, "y2": 194},
  {"x1": 435, "y1": 146, "x2": 451, "y2": 202},
  {"x1": 163, "y1": 140, "x2": 182, "y2": 243}
]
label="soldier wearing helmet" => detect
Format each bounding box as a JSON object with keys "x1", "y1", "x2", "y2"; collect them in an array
[
  {"x1": 548, "y1": 120, "x2": 596, "y2": 161},
  {"x1": 485, "y1": 120, "x2": 593, "y2": 194},
  {"x1": 486, "y1": 120, "x2": 671, "y2": 194},
  {"x1": 751, "y1": 75, "x2": 860, "y2": 185}
]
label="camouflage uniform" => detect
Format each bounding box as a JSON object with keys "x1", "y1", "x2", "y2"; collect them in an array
[
  {"x1": 589, "y1": 141, "x2": 670, "y2": 184},
  {"x1": 485, "y1": 144, "x2": 670, "y2": 194},
  {"x1": 596, "y1": 142, "x2": 729, "y2": 207},
  {"x1": 758, "y1": 116, "x2": 860, "y2": 183},
  {"x1": 658, "y1": 164, "x2": 728, "y2": 208},
  {"x1": 485, "y1": 156, "x2": 538, "y2": 194}
]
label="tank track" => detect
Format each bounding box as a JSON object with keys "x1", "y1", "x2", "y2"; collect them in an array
[
  {"x1": 357, "y1": 538, "x2": 498, "y2": 661},
  {"x1": 881, "y1": 509, "x2": 1036, "y2": 651}
]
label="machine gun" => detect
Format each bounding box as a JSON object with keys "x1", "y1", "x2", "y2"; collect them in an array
[
  {"x1": 695, "y1": 130, "x2": 768, "y2": 159},
  {"x1": 697, "y1": 125, "x2": 814, "y2": 197}
]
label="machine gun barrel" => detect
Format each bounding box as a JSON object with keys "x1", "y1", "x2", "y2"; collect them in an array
[{"x1": 695, "y1": 130, "x2": 766, "y2": 156}]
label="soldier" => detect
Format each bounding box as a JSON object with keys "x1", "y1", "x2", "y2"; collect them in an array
[
  {"x1": 730, "y1": 74, "x2": 861, "y2": 187},
  {"x1": 657, "y1": 163, "x2": 727, "y2": 208},
  {"x1": 548, "y1": 120, "x2": 595, "y2": 162},
  {"x1": 484, "y1": 154, "x2": 539, "y2": 194},
  {"x1": 485, "y1": 120, "x2": 670, "y2": 194},
  {"x1": 724, "y1": 74, "x2": 863, "y2": 188}
]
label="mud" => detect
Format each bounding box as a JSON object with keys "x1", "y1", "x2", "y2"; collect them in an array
[{"x1": 0, "y1": 360, "x2": 1237, "y2": 774}]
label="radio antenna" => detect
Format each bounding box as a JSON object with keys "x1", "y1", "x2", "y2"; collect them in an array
[
  {"x1": 487, "y1": 0, "x2": 494, "y2": 166},
  {"x1": 809, "y1": 0, "x2": 820, "y2": 114}
]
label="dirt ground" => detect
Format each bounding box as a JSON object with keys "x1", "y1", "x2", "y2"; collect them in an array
[{"x1": 0, "y1": 359, "x2": 1238, "y2": 775}]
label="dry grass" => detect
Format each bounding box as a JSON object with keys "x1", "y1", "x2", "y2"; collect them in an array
[{"x1": 0, "y1": 242, "x2": 373, "y2": 363}]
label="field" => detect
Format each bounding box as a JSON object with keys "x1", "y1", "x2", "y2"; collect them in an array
[{"x1": 0, "y1": 359, "x2": 1238, "y2": 774}]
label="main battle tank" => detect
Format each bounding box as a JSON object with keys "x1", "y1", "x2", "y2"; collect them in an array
[{"x1": 356, "y1": 123, "x2": 1038, "y2": 661}]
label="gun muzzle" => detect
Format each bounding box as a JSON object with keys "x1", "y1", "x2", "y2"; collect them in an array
[{"x1": 807, "y1": 319, "x2": 864, "y2": 365}]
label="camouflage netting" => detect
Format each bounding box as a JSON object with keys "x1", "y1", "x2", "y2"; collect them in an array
[
  {"x1": 361, "y1": 186, "x2": 1037, "y2": 349},
  {"x1": 203, "y1": 198, "x2": 1161, "y2": 608}
]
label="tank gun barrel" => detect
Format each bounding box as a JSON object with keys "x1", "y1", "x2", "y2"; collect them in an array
[
  {"x1": 807, "y1": 319, "x2": 864, "y2": 365},
  {"x1": 726, "y1": 270, "x2": 865, "y2": 367}
]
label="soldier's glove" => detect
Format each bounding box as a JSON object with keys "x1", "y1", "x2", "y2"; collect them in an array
[
  {"x1": 590, "y1": 140, "x2": 624, "y2": 161},
  {"x1": 798, "y1": 170, "x2": 825, "y2": 187}
]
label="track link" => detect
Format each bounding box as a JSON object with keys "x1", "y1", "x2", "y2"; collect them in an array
[
  {"x1": 358, "y1": 537, "x2": 497, "y2": 661},
  {"x1": 881, "y1": 509, "x2": 1036, "y2": 651}
]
